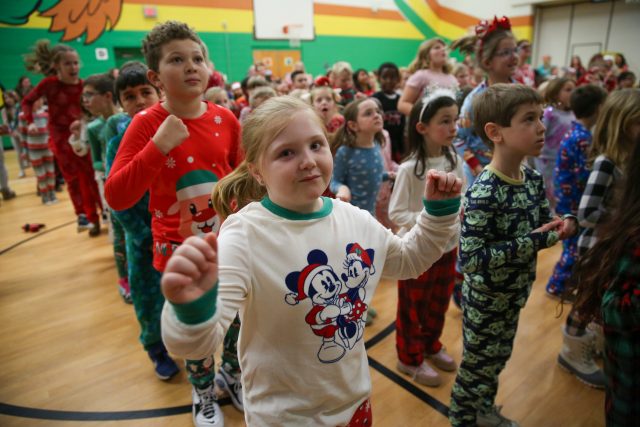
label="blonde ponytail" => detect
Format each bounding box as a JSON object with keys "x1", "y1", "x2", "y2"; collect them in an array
[{"x1": 211, "y1": 161, "x2": 266, "y2": 220}]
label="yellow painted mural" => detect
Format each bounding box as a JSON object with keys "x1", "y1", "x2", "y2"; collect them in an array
[{"x1": 0, "y1": 0, "x2": 533, "y2": 44}]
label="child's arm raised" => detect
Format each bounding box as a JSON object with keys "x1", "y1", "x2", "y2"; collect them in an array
[
  {"x1": 161, "y1": 217, "x2": 250, "y2": 362},
  {"x1": 383, "y1": 170, "x2": 462, "y2": 279},
  {"x1": 459, "y1": 183, "x2": 559, "y2": 274},
  {"x1": 162, "y1": 233, "x2": 218, "y2": 304},
  {"x1": 152, "y1": 114, "x2": 189, "y2": 155},
  {"x1": 105, "y1": 114, "x2": 188, "y2": 210}
]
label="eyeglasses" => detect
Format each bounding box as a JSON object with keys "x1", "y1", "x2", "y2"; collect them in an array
[
  {"x1": 81, "y1": 91, "x2": 97, "y2": 100},
  {"x1": 494, "y1": 48, "x2": 518, "y2": 58}
]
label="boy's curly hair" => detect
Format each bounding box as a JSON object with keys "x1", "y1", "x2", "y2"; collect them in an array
[{"x1": 142, "y1": 21, "x2": 206, "y2": 72}]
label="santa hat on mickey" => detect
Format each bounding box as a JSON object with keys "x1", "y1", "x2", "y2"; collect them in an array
[{"x1": 285, "y1": 263, "x2": 333, "y2": 305}]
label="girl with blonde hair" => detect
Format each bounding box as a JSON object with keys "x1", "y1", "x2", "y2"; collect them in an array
[{"x1": 398, "y1": 38, "x2": 458, "y2": 115}]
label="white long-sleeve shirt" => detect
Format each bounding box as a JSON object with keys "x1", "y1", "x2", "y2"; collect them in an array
[
  {"x1": 162, "y1": 197, "x2": 459, "y2": 426},
  {"x1": 389, "y1": 154, "x2": 465, "y2": 252}
]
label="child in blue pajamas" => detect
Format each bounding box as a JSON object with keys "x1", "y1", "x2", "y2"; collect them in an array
[{"x1": 103, "y1": 62, "x2": 179, "y2": 379}]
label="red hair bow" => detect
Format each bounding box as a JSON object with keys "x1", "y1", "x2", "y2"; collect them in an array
[
  {"x1": 314, "y1": 76, "x2": 330, "y2": 87},
  {"x1": 475, "y1": 16, "x2": 511, "y2": 40}
]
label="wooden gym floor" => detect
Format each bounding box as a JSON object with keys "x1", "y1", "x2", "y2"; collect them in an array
[{"x1": 0, "y1": 150, "x2": 604, "y2": 426}]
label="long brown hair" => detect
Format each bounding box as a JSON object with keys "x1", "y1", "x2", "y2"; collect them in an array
[
  {"x1": 589, "y1": 88, "x2": 640, "y2": 168},
  {"x1": 407, "y1": 94, "x2": 458, "y2": 178},
  {"x1": 571, "y1": 135, "x2": 640, "y2": 320}
]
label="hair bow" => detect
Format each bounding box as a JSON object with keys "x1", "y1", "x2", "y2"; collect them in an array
[
  {"x1": 314, "y1": 76, "x2": 330, "y2": 87},
  {"x1": 475, "y1": 16, "x2": 511, "y2": 40}
]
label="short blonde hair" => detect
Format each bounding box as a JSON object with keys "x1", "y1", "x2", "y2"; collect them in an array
[
  {"x1": 332, "y1": 61, "x2": 353, "y2": 76},
  {"x1": 249, "y1": 86, "x2": 276, "y2": 108},
  {"x1": 309, "y1": 86, "x2": 338, "y2": 104},
  {"x1": 211, "y1": 96, "x2": 325, "y2": 218},
  {"x1": 204, "y1": 86, "x2": 227, "y2": 103}
]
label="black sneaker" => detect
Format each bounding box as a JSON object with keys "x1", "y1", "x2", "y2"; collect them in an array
[
  {"x1": 215, "y1": 367, "x2": 244, "y2": 412},
  {"x1": 88, "y1": 222, "x2": 101, "y2": 237}
]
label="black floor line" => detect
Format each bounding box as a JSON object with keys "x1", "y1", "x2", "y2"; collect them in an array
[
  {"x1": 0, "y1": 321, "x2": 449, "y2": 421},
  {"x1": 0, "y1": 220, "x2": 76, "y2": 256},
  {"x1": 368, "y1": 357, "x2": 450, "y2": 418}
]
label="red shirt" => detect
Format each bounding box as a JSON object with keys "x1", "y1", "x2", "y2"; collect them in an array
[
  {"x1": 21, "y1": 76, "x2": 83, "y2": 141},
  {"x1": 105, "y1": 102, "x2": 242, "y2": 271}
]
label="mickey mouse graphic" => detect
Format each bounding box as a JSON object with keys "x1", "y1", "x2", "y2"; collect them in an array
[
  {"x1": 285, "y1": 249, "x2": 353, "y2": 363},
  {"x1": 340, "y1": 243, "x2": 376, "y2": 337}
]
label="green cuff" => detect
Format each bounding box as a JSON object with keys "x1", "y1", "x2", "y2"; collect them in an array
[
  {"x1": 171, "y1": 284, "x2": 218, "y2": 325},
  {"x1": 423, "y1": 197, "x2": 461, "y2": 217}
]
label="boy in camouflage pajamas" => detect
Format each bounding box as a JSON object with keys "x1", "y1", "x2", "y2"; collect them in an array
[{"x1": 449, "y1": 85, "x2": 578, "y2": 427}]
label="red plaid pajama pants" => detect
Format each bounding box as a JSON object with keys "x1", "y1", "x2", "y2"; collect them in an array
[{"x1": 395, "y1": 248, "x2": 457, "y2": 365}]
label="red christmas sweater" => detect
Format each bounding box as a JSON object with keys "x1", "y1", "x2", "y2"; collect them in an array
[
  {"x1": 105, "y1": 102, "x2": 242, "y2": 271},
  {"x1": 21, "y1": 76, "x2": 83, "y2": 143}
]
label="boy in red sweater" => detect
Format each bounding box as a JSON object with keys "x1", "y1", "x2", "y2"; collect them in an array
[{"x1": 105, "y1": 21, "x2": 242, "y2": 427}]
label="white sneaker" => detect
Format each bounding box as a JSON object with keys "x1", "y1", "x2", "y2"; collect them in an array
[
  {"x1": 215, "y1": 368, "x2": 244, "y2": 412},
  {"x1": 477, "y1": 405, "x2": 520, "y2": 427},
  {"x1": 192, "y1": 385, "x2": 224, "y2": 427}
]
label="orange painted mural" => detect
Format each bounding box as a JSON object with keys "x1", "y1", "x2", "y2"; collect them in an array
[{"x1": 0, "y1": 0, "x2": 123, "y2": 44}]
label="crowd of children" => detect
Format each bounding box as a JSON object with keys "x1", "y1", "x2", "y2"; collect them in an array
[{"x1": 1, "y1": 13, "x2": 638, "y2": 427}]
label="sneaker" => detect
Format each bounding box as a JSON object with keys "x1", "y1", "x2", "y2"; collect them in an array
[
  {"x1": 41, "y1": 192, "x2": 50, "y2": 205},
  {"x1": 147, "y1": 342, "x2": 179, "y2": 380},
  {"x1": 88, "y1": 221, "x2": 101, "y2": 237},
  {"x1": 397, "y1": 360, "x2": 441, "y2": 387},
  {"x1": 426, "y1": 347, "x2": 457, "y2": 372},
  {"x1": 118, "y1": 278, "x2": 132, "y2": 304},
  {"x1": 192, "y1": 384, "x2": 224, "y2": 427},
  {"x1": 477, "y1": 405, "x2": 520, "y2": 427},
  {"x1": 215, "y1": 367, "x2": 244, "y2": 412},
  {"x1": 47, "y1": 192, "x2": 59, "y2": 204},
  {"x1": 77, "y1": 214, "x2": 91, "y2": 232}
]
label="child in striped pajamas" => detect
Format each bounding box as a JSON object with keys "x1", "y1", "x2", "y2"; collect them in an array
[
  {"x1": 19, "y1": 98, "x2": 57, "y2": 204},
  {"x1": 449, "y1": 84, "x2": 577, "y2": 427}
]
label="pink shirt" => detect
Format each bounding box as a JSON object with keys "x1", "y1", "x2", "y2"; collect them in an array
[{"x1": 406, "y1": 69, "x2": 458, "y2": 96}]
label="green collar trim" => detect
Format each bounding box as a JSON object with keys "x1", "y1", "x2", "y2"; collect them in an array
[{"x1": 261, "y1": 196, "x2": 333, "y2": 220}]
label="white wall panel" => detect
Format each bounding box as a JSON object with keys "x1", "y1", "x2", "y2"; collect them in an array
[
  {"x1": 533, "y1": 5, "x2": 571, "y2": 68},
  {"x1": 607, "y1": 1, "x2": 640, "y2": 74}
]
